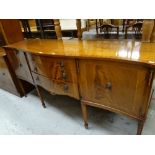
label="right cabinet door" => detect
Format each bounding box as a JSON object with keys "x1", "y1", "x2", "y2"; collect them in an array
[{"x1": 79, "y1": 60, "x2": 151, "y2": 118}]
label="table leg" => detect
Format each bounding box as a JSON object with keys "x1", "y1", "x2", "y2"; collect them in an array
[
  {"x1": 81, "y1": 102, "x2": 88, "y2": 129},
  {"x1": 137, "y1": 120, "x2": 144, "y2": 135},
  {"x1": 36, "y1": 85, "x2": 46, "y2": 108}
]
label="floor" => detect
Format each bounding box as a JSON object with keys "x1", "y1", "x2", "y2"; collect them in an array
[
  {"x1": 82, "y1": 27, "x2": 142, "y2": 40},
  {"x1": 0, "y1": 80, "x2": 155, "y2": 135}
]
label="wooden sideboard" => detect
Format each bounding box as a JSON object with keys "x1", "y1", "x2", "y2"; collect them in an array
[{"x1": 4, "y1": 39, "x2": 155, "y2": 134}]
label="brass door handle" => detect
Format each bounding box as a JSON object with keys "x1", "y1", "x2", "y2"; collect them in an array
[{"x1": 105, "y1": 82, "x2": 112, "y2": 90}]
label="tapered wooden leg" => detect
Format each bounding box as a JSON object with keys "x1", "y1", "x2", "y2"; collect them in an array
[
  {"x1": 18, "y1": 79, "x2": 27, "y2": 97},
  {"x1": 137, "y1": 120, "x2": 144, "y2": 135},
  {"x1": 35, "y1": 85, "x2": 46, "y2": 108},
  {"x1": 81, "y1": 102, "x2": 88, "y2": 129}
]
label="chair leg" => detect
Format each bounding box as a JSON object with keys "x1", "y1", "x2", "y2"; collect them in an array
[
  {"x1": 117, "y1": 27, "x2": 119, "y2": 38},
  {"x1": 125, "y1": 27, "x2": 128, "y2": 39},
  {"x1": 137, "y1": 120, "x2": 144, "y2": 135},
  {"x1": 81, "y1": 102, "x2": 88, "y2": 129},
  {"x1": 35, "y1": 85, "x2": 46, "y2": 108},
  {"x1": 96, "y1": 19, "x2": 99, "y2": 35}
]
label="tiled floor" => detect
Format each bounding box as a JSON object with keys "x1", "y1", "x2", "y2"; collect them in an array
[{"x1": 0, "y1": 81, "x2": 155, "y2": 134}]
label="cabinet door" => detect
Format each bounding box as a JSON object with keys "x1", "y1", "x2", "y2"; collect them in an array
[
  {"x1": 15, "y1": 50, "x2": 33, "y2": 84},
  {"x1": 79, "y1": 60, "x2": 150, "y2": 118},
  {"x1": 27, "y1": 54, "x2": 77, "y2": 83}
]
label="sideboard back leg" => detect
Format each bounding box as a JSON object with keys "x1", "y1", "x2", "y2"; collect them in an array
[
  {"x1": 81, "y1": 102, "x2": 88, "y2": 129},
  {"x1": 137, "y1": 120, "x2": 144, "y2": 135},
  {"x1": 36, "y1": 85, "x2": 46, "y2": 108}
]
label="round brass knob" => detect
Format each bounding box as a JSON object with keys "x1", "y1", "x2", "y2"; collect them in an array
[{"x1": 105, "y1": 82, "x2": 112, "y2": 90}]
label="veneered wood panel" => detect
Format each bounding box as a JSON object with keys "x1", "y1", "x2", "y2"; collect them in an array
[
  {"x1": 79, "y1": 60, "x2": 149, "y2": 118},
  {"x1": 53, "y1": 80, "x2": 79, "y2": 99},
  {"x1": 27, "y1": 54, "x2": 77, "y2": 83}
]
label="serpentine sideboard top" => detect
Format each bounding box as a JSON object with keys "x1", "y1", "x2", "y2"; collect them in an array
[{"x1": 4, "y1": 39, "x2": 155, "y2": 67}]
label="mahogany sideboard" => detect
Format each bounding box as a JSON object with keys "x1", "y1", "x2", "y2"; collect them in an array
[{"x1": 4, "y1": 39, "x2": 155, "y2": 134}]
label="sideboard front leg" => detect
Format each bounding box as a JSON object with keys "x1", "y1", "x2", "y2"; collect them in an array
[
  {"x1": 81, "y1": 102, "x2": 88, "y2": 129},
  {"x1": 137, "y1": 120, "x2": 144, "y2": 135},
  {"x1": 36, "y1": 85, "x2": 46, "y2": 108}
]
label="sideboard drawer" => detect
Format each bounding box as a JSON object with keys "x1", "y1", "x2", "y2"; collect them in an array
[
  {"x1": 32, "y1": 72, "x2": 53, "y2": 92},
  {"x1": 79, "y1": 60, "x2": 150, "y2": 118},
  {"x1": 27, "y1": 54, "x2": 77, "y2": 83},
  {"x1": 53, "y1": 80, "x2": 79, "y2": 99}
]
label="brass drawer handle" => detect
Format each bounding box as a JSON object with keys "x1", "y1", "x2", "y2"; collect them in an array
[
  {"x1": 64, "y1": 84, "x2": 69, "y2": 91},
  {"x1": 105, "y1": 82, "x2": 112, "y2": 90}
]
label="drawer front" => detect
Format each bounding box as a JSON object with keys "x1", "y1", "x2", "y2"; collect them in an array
[
  {"x1": 27, "y1": 54, "x2": 77, "y2": 83},
  {"x1": 15, "y1": 50, "x2": 33, "y2": 84},
  {"x1": 79, "y1": 60, "x2": 150, "y2": 118},
  {"x1": 53, "y1": 80, "x2": 79, "y2": 99},
  {"x1": 32, "y1": 73, "x2": 52, "y2": 92}
]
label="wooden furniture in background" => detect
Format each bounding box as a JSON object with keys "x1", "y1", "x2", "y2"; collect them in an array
[
  {"x1": 54, "y1": 19, "x2": 62, "y2": 40},
  {"x1": 4, "y1": 39, "x2": 155, "y2": 134},
  {"x1": 0, "y1": 48, "x2": 22, "y2": 96},
  {"x1": 76, "y1": 19, "x2": 82, "y2": 40},
  {"x1": 142, "y1": 20, "x2": 154, "y2": 42},
  {"x1": 95, "y1": 19, "x2": 119, "y2": 38},
  {"x1": 150, "y1": 20, "x2": 155, "y2": 42},
  {"x1": 20, "y1": 19, "x2": 86, "y2": 40},
  {"x1": 54, "y1": 19, "x2": 82, "y2": 40},
  {"x1": 125, "y1": 21, "x2": 143, "y2": 39},
  {"x1": 0, "y1": 19, "x2": 34, "y2": 96},
  {"x1": 86, "y1": 19, "x2": 96, "y2": 31}
]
